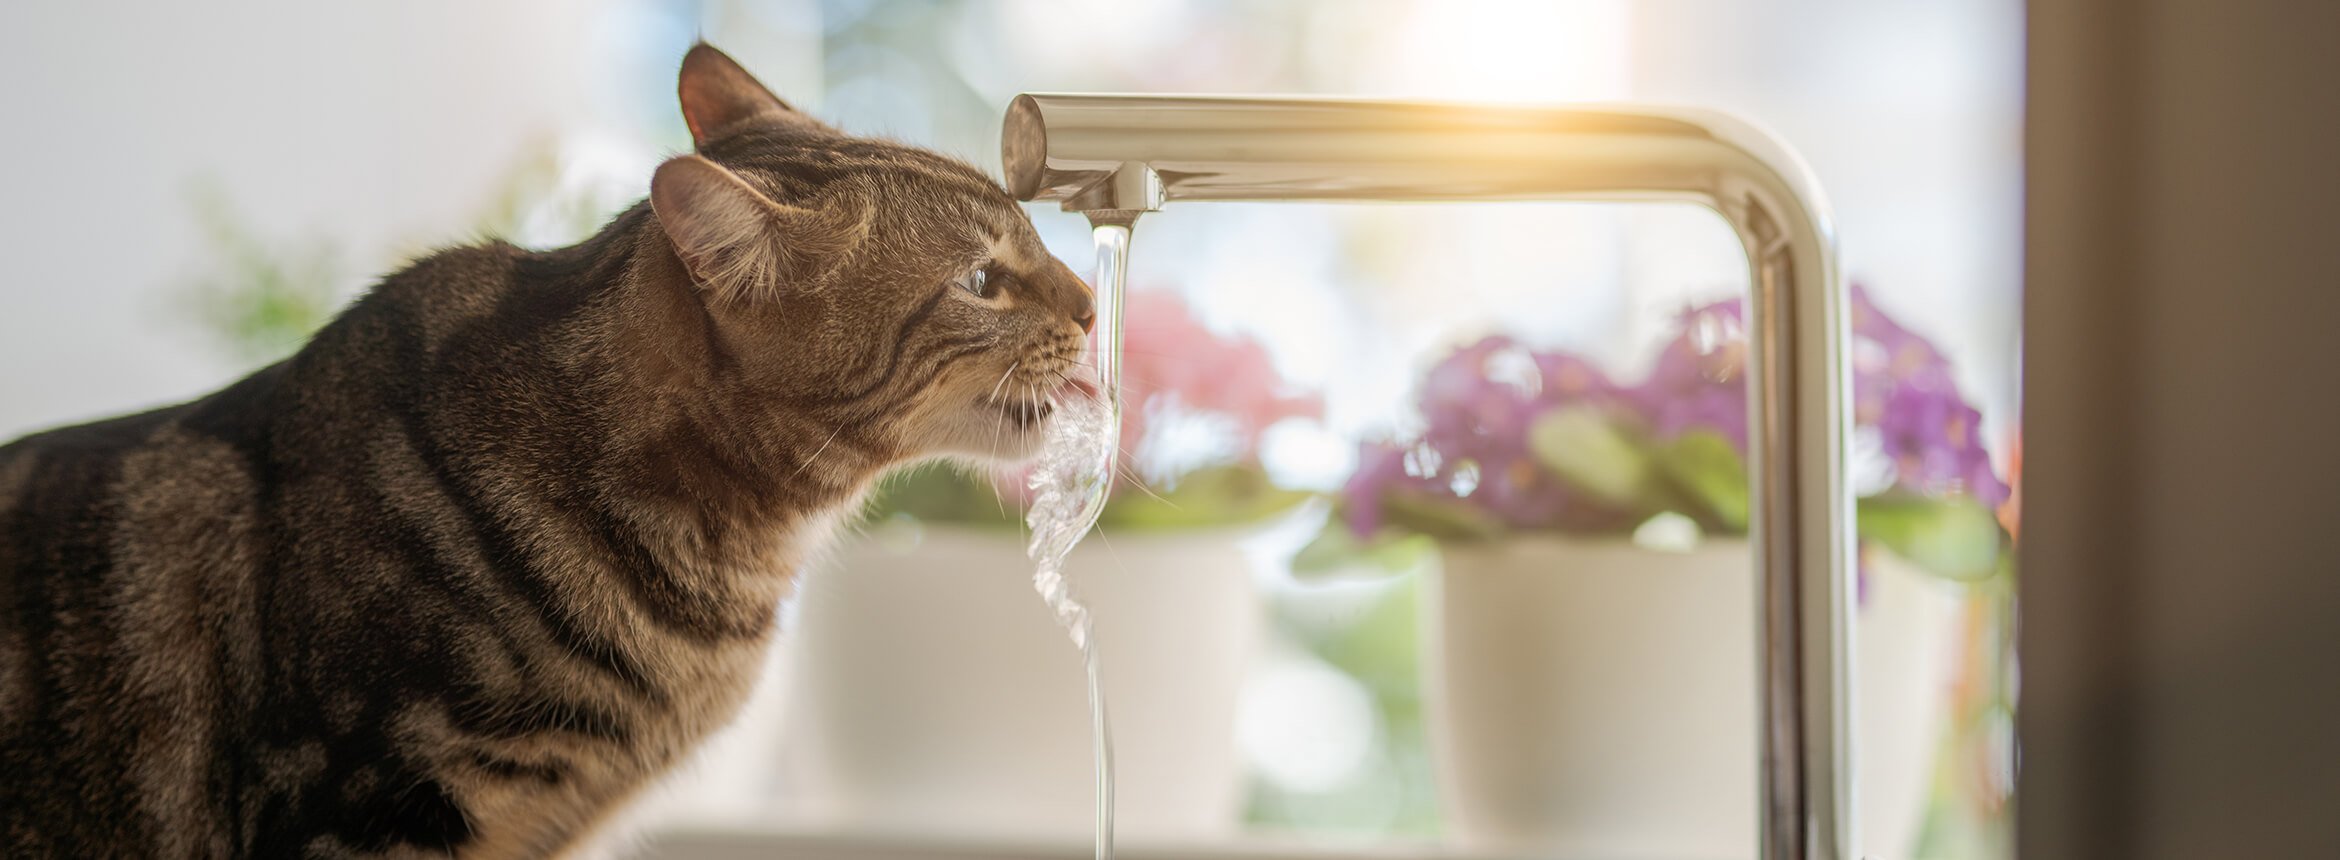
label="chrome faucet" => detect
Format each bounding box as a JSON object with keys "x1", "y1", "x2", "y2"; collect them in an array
[{"x1": 1002, "y1": 94, "x2": 1854, "y2": 860}]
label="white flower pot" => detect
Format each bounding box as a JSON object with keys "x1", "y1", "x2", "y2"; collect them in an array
[
  {"x1": 1425, "y1": 537, "x2": 1962, "y2": 859},
  {"x1": 778, "y1": 523, "x2": 1265, "y2": 843}
]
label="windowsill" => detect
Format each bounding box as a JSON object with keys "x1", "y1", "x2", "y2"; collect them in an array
[{"x1": 643, "y1": 824, "x2": 1524, "y2": 860}]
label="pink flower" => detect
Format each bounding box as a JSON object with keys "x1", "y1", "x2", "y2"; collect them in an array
[
  {"x1": 1113, "y1": 289, "x2": 1321, "y2": 466},
  {"x1": 990, "y1": 288, "x2": 1321, "y2": 502}
]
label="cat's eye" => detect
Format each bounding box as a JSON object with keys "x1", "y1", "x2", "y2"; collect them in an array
[{"x1": 951, "y1": 267, "x2": 998, "y2": 299}]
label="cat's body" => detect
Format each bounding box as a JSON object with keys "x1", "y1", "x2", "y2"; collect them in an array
[{"x1": 0, "y1": 45, "x2": 1094, "y2": 858}]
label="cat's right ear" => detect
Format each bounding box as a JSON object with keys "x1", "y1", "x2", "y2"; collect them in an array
[
  {"x1": 678, "y1": 42, "x2": 821, "y2": 146},
  {"x1": 651, "y1": 155, "x2": 855, "y2": 301}
]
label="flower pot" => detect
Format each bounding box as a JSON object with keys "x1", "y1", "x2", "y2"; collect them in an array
[
  {"x1": 1424, "y1": 536, "x2": 1962, "y2": 859},
  {"x1": 778, "y1": 522, "x2": 1265, "y2": 843}
]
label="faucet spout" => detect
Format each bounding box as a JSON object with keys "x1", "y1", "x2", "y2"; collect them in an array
[
  {"x1": 1003, "y1": 93, "x2": 1854, "y2": 860},
  {"x1": 1064, "y1": 162, "x2": 1162, "y2": 223}
]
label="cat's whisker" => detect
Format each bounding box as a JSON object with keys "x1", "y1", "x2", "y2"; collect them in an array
[
  {"x1": 1044, "y1": 365, "x2": 1162, "y2": 400},
  {"x1": 1027, "y1": 366, "x2": 1177, "y2": 510},
  {"x1": 1104, "y1": 439, "x2": 1173, "y2": 508},
  {"x1": 987, "y1": 360, "x2": 1021, "y2": 405},
  {"x1": 1118, "y1": 470, "x2": 1176, "y2": 509},
  {"x1": 1020, "y1": 378, "x2": 1048, "y2": 543},
  {"x1": 986, "y1": 382, "x2": 1010, "y2": 520},
  {"x1": 790, "y1": 425, "x2": 846, "y2": 480}
]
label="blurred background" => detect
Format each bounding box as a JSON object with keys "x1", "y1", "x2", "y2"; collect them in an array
[{"x1": 0, "y1": 2, "x2": 2020, "y2": 858}]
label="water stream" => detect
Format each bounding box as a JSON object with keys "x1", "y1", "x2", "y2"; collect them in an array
[{"x1": 1022, "y1": 221, "x2": 1132, "y2": 860}]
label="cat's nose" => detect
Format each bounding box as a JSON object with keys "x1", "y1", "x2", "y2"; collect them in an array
[{"x1": 1071, "y1": 292, "x2": 1096, "y2": 333}]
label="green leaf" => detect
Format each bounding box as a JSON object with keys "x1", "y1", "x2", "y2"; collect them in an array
[
  {"x1": 866, "y1": 462, "x2": 1315, "y2": 532},
  {"x1": 1527, "y1": 405, "x2": 1655, "y2": 508},
  {"x1": 1376, "y1": 491, "x2": 1508, "y2": 541},
  {"x1": 868, "y1": 464, "x2": 1023, "y2": 529},
  {"x1": 1653, "y1": 430, "x2": 1751, "y2": 532},
  {"x1": 1291, "y1": 523, "x2": 1439, "y2": 580},
  {"x1": 178, "y1": 181, "x2": 348, "y2": 366},
  {"x1": 1095, "y1": 464, "x2": 1314, "y2": 531},
  {"x1": 1857, "y1": 494, "x2": 2006, "y2": 581}
]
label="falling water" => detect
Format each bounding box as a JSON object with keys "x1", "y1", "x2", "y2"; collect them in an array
[{"x1": 1023, "y1": 220, "x2": 1132, "y2": 860}]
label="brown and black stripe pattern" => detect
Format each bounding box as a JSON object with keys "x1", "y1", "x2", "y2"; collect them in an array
[{"x1": 0, "y1": 44, "x2": 1096, "y2": 859}]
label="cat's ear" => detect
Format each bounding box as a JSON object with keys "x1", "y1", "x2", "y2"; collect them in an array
[
  {"x1": 651, "y1": 155, "x2": 856, "y2": 300},
  {"x1": 678, "y1": 42, "x2": 819, "y2": 146}
]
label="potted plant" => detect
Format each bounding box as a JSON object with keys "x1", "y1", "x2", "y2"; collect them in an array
[
  {"x1": 1303, "y1": 286, "x2": 2010, "y2": 858},
  {"x1": 778, "y1": 289, "x2": 1320, "y2": 842}
]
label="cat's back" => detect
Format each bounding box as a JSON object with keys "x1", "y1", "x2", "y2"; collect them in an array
[
  {"x1": 0, "y1": 254, "x2": 481, "y2": 856},
  {"x1": 0, "y1": 375, "x2": 284, "y2": 855},
  {"x1": 0, "y1": 394, "x2": 224, "y2": 587},
  {"x1": 0, "y1": 358, "x2": 290, "y2": 566},
  {"x1": 0, "y1": 239, "x2": 512, "y2": 853},
  {"x1": 0, "y1": 240, "x2": 596, "y2": 856},
  {"x1": 0, "y1": 407, "x2": 186, "y2": 649}
]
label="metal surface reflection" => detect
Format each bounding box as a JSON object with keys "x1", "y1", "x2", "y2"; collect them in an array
[{"x1": 1003, "y1": 93, "x2": 1853, "y2": 860}]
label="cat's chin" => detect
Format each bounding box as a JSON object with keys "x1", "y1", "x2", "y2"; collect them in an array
[
  {"x1": 978, "y1": 421, "x2": 1048, "y2": 462},
  {"x1": 921, "y1": 398, "x2": 1052, "y2": 463},
  {"x1": 988, "y1": 397, "x2": 1056, "y2": 433},
  {"x1": 941, "y1": 371, "x2": 1098, "y2": 462}
]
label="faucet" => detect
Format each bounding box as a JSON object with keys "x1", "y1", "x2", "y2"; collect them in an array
[{"x1": 1002, "y1": 94, "x2": 1853, "y2": 860}]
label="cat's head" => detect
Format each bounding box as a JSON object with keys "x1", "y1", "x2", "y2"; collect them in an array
[{"x1": 646, "y1": 44, "x2": 1096, "y2": 467}]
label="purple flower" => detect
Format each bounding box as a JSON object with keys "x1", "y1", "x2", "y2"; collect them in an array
[
  {"x1": 1636, "y1": 299, "x2": 1751, "y2": 453},
  {"x1": 1850, "y1": 286, "x2": 2010, "y2": 506},
  {"x1": 1337, "y1": 283, "x2": 2006, "y2": 540},
  {"x1": 1343, "y1": 441, "x2": 1410, "y2": 537},
  {"x1": 1341, "y1": 336, "x2": 1642, "y2": 536},
  {"x1": 1420, "y1": 337, "x2": 1541, "y2": 458},
  {"x1": 1477, "y1": 452, "x2": 1589, "y2": 530},
  {"x1": 1877, "y1": 383, "x2": 2011, "y2": 507},
  {"x1": 1633, "y1": 285, "x2": 2006, "y2": 502},
  {"x1": 1851, "y1": 285, "x2": 1956, "y2": 426}
]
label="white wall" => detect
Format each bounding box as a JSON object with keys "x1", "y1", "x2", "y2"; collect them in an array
[
  {"x1": 0, "y1": 0, "x2": 659, "y2": 438},
  {"x1": 1625, "y1": 0, "x2": 2027, "y2": 439}
]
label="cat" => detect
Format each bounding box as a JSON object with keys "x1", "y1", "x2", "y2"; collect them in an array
[{"x1": 0, "y1": 43, "x2": 1096, "y2": 858}]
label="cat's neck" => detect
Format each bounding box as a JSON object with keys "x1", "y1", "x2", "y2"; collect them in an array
[{"x1": 509, "y1": 214, "x2": 890, "y2": 551}]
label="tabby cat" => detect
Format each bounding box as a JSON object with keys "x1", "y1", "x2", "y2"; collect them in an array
[{"x1": 0, "y1": 44, "x2": 1096, "y2": 858}]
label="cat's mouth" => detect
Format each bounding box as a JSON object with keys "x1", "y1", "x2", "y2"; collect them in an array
[
  {"x1": 978, "y1": 368, "x2": 1098, "y2": 438},
  {"x1": 987, "y1": 398, "x2": 1054, "y2": 432}
]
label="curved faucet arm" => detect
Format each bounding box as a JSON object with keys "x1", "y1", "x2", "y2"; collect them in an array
[{"x1": 1004, "y1": 93, "x2": 1853, "y2": 860}]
